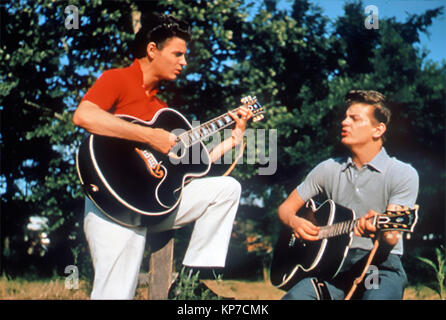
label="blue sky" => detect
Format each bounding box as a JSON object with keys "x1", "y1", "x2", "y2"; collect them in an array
[{"x1": 279, "y1": 0, "x2": 446, "y2": 64}]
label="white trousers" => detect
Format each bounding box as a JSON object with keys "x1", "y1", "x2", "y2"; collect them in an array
[{"x1": 83, "y1": 176, "x2": 241, "y2": 300}]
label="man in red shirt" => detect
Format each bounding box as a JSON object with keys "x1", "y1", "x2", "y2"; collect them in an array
[{"x1": 73, "y1": 14, "x2": 252, "y2": 299}]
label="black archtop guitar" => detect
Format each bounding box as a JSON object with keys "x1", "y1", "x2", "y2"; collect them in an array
[
  {"x1": 76, "y1": 96, "x2": 264, "y2": 227},
  {"x1": 270, "y1": 199, "x2": 418, "y2": 291}
]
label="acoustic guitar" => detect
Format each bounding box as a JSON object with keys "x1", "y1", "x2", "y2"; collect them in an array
[
  {"x1": 76, "y1": 96, "x2": 264, "y2": 227},
  {"x1": 270, "y1": 199, "x2": 418, "y2": 290}
]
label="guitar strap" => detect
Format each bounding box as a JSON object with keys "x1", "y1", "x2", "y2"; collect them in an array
[
  {"x1": 310, "y1": 278, "x2": 332, "y2": 300},
  {"x1": 344, "y1": 238, "x2": 380, "y2": 300},
  {"x1": 182, "y1": 140, "x2": 246, "y2": 187},
  {"x1": 223, "y1": 140, "x2": 246, "y2": 177}
]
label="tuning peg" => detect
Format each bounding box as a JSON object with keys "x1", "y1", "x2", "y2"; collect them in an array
[
  {"x1": 252, "y1": 105, "x2": 261, "y2": 112},
  {"x1": 241, "y1": 95, "x2": 257, "y2": 105},
  {"x1": 253, "y1": 114, "x2": 265, "y2": 122}
]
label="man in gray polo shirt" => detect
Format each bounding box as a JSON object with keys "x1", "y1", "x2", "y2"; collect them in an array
[{"x1": 278, "y1": 90, "x2": 419, "y2": 300}]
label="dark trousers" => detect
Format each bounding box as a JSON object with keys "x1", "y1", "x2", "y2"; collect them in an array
[{"x1": 282, "y1": 249, "x2": 408, "y2": 300}]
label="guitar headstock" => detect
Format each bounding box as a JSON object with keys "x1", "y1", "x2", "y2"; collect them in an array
[
  {"x1": 241, "y1": 95, "x2": 265, "y2": 122},
  {"x1": 376, "y1": 205, "x2": 419, "y2": 239}
]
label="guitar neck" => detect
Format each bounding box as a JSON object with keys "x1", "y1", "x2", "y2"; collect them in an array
[
  {"x1": 317, "y1": 206, "x2": 417, "y2": 240},
  {"x1": 178, "y1": 108, "x2": 239, "y2": 148},
  {"x1": 317, "y1": 218, "x2": 361, "y2": 240}
]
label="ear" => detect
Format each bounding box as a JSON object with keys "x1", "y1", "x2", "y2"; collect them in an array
[
  {"x1": 146, "y1": 42, "x2": 158, "y2": 60},
  {"x1": 373, "y1": 122, "x2": 386, "y2": 140}
]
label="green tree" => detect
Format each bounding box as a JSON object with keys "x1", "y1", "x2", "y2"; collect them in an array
[
  {"x1": 328, "y1": 2, "x2": 445, "y2": 240},
  {"x1": 1, "y1": 0, "x2": 444, "y2": 281},
  {"x1": 1, "y1": 0, "x2": 138, "y2": 275}
]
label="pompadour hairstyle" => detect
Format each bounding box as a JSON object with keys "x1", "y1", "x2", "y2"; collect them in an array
[
  {"x1": 131, "y1": 13, "x2": 191, "y2": 59},
  {"x1": 345, "y1": 89, "x2": 392, "y2": 141},
  {"x1": 345, "y1": 89, "x2": 391, "y2": 126}
]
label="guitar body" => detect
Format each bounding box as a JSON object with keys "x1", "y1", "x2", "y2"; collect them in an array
[
  {"x1": 270, "y1": 200, "x2": 355, "y2": 291},
  {"x1": 76, "y1": 108, "x2": 211, "y2": 227}
]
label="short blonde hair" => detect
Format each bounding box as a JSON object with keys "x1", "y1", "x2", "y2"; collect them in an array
[
  {"x1": 345, "y1": 90, "x2": 391, "y2": 126},
  {"x1": 345, "y1": 90, "x2": 391, "y2": 142}
]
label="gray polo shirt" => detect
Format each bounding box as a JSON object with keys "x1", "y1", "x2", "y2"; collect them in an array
[{"x1": 296, "y1": 147, "x2": 419, "y2": 255}]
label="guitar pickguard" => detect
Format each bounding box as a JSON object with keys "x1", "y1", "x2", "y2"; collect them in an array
[{"x1": 134, "y1": 147, "x2": 165, "y2": 179}]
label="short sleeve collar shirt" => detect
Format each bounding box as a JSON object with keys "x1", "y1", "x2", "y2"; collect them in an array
[
  {"x1": 81, "y1": 59, "x2": 168, "y2": 121},
  {"x1": 296, "y1": 147, "x2": 419, "y2": 255}
]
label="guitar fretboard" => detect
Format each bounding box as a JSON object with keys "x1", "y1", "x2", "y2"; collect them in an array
[
  {"x1": 178, "y1": 111, "x2": 236, "y2": 148},
  {"x1": 316, "y1": 210, "x2": 412, "y2": 240},
  {"x1": 177, "y1": 102, "x2": 263, "y2": 148},
  {"x1": 318, "y1": 219, "x2": 360, "y2": 240}
]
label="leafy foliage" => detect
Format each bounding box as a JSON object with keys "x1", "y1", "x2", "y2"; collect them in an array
[
  {"x1": 1, "y1": 0, "x2": 444, "y2": 284},
  {"x1": 168, "y1": 267, "x2": 221, "y2": 300},
  {"x1": 417, "y1": 246, "x2": 445, "y2": 300}
]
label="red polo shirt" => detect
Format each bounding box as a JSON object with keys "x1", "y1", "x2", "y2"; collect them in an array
[{"x1": 81, "y1": 59, "x2": 167, "y2": 121}]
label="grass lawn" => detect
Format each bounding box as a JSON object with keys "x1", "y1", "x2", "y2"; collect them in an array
[{"x1": 0, "y1": 276, "x2": 442, "y2": 300}]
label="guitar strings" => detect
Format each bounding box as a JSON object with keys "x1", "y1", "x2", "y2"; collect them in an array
[{"x1": 177, "y1": 104, "x2": 261, "y2": 148}]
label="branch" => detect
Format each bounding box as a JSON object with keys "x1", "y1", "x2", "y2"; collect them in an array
[{"x1": 24, "y1": 100, "x2": 64, "y2": 121}]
